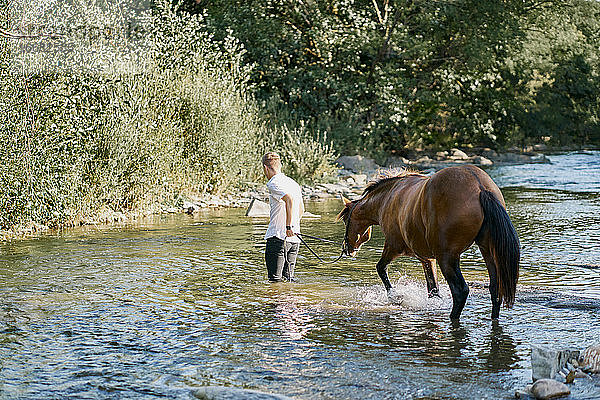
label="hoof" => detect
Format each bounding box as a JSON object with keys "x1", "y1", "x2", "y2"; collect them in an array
[{"x1": 428, "y1": 289, "x2": 441, "y2": 298}]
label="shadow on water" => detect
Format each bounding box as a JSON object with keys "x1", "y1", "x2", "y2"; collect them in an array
[{"x1": 1, "y1": 152, "x2": 600, "y2": 399}]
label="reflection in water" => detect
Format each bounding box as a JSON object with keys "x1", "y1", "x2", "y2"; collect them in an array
[
  {"x1": 482, "y1": 321, "x2": 519, "y2": 372},
  {"x1": 1, "y1": 152, "x2": 600, "y2": 399},
  {"x1": 449, "y1": 321, "x2": 469, "y2": 361},
  {"x1": 267, "y1": 285, "x2": 316, "y2": 341}
]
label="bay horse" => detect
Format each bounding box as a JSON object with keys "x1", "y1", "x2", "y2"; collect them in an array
[{"x1": 337, "y1": 165, "x2": 520, "y2": 320}]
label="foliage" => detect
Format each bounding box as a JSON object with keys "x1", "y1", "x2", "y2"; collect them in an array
[
  {"x1": 2, "y1": 0, "x2": 600, "y2": 234},
  {"x1": 0, "y1": 0, "x2": 334, "y2": 232},
  {"x1": 262, "y1": 121, "x2": 337, "y2": 184},
  {"x1": 526, "y1": 55, "x2": 600, "y2": 146},
  {"x1": 514, "y1": 0, "x2": 600, "y2": 146},
  {"x1": 201, "y1": 0, "x2": 600, "y2": 155}
]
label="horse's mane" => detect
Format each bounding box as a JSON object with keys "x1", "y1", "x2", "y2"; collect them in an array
[
  {"x1": 337, "y1": 168, "x2": 422, "y2": 221},
  {"x1": 362, "y1": 168, "x2": 423, "y2": 196}
]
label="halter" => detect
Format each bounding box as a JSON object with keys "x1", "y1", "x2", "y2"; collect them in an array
[{"x1": 343, "y1": 200, "x2": 360, "y2": 255}]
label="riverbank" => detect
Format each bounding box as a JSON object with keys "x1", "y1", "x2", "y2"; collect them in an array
[
  {"x1": 170, "y1": 147, "x2": 554, "y2": 208},
  {"x1": 0, "y1": 148, "x2": 576, "y2": 240}
]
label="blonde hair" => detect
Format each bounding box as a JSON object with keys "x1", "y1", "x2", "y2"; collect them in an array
[{"x1": 262, "y1": 152, "x2": 282, "y2": 169}]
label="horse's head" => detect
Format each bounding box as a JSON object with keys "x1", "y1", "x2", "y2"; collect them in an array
[{"x1": 337, "y1": 195, "x2": 372, "y2": 257}]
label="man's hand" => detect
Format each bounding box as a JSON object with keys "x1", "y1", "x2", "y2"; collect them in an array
[{"x1": 286, "y1": 228, "x2": 295, "y2": 237}]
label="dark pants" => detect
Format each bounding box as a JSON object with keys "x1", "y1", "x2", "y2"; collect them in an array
[{"x1": 265, "y1": 237, "x2": 299, "y2": 282}]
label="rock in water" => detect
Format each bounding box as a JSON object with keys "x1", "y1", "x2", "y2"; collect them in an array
[
  {"x1": 529, "y1": 379, "x2": 570, "y2": 399},
  {"x1": 473, "y1": 155, "x2": 493, "y2": 166},
  {"x1": 246, "y1": 199, "x2": 270, "y2": 217},
  {"x1": 302, "y1": 211, "x2": 321, "y2": 219},
  {"x1": 531, "y1": 346, "x2": 580, "y2": 381},
  {"x1": 183, "y1": 201, "x2": 199, "y2": 214},
  {"x1": 581, "y1": 345, "x2": 600, "y2": 373},
  {"x1": 450, "y1": 148, "x2": 469, "y2": 160},
  {"x1": 349, "y1": 173, "x2": 367, "y2": 186},
  {"x1": 192, "y1": 386, "x2": 294, "y2": 400}
]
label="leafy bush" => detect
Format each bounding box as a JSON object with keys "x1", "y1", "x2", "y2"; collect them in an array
[
  {"x1": 262, "y1": 122, "x2": 337, "y2": 184},
  {"x1": 0, "y1": 0, "x2": 334, "y2": 233}
]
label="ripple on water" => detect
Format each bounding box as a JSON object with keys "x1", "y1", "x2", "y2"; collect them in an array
[{"x1": 1, "y1": 152, "x2": 600, "y2": 399}]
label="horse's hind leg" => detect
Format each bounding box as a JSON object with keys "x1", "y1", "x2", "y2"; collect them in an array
[
  {"x1": 419, "y1": 257, "x2": 439, "y2": 297},
  {"x1": 477, "y1": 234, "x2": 501, "y2": 319},
  {"x1": 438, "y1": 255, "x2": 469, "y2": 320}
]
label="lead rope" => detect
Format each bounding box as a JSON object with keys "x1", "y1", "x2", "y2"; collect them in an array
[
  {"x1": 283, "y1": 233, "x2": 345, "y2": 266},
  {"x1": 297, "y1": 233, "x2": 345, "y2": 264}
]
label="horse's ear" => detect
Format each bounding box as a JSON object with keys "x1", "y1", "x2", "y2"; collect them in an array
[
  {"x1": 340, "y1": 195, "x2": 352, "y2": 206},
  {"x1": 336, "y1": 205, "x2": 349, "y2": 222}
]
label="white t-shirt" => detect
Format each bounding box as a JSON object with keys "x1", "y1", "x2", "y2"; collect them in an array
[{"x1": 264, "y1": 173, "x2": 303, "y2": 243}]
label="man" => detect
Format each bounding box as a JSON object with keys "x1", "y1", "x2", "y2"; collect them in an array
[{"x1": 262, "y1": 152, "x2": 305, "y2": 282}]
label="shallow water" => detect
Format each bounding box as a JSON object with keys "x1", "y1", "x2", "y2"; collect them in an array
[{"x1": 1, "y1": 152, "x2": 600, "y2": 399}]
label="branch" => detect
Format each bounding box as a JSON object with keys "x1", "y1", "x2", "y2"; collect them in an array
[
  {"x1": 0, "y1": 28, "x2": 64, "y2": 39},
  {"x1": 523, "y1": 0, "x2": 558, "y2": 12},
  {"x1": 372, "y1": 0, "x2": 384, "y2": 25}
]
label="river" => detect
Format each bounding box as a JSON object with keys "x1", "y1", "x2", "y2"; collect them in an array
[{"x1": 1, "y1": 151, "x2": 599, "y2": 399}]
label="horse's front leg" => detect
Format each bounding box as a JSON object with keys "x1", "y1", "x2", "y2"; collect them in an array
[
  {"x1": 376, "y1": 244, "x2": 397, "y2": 292},
  {"x1": 419, "y1": 258, "x2": 440, "y2": 298}
]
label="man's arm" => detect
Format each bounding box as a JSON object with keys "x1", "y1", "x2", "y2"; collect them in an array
[{"x1": 282, "y1": 194, "x2": 295, "y2": 237}]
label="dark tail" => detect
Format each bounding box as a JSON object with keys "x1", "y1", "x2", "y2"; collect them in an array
[{"x1": 479, "y1": 190, "x2": 520, "y2": 307}]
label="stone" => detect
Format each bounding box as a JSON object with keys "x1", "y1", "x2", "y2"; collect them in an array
[
  {"x1": 529, "y1": 153, "x2": 550, "y2": 164},
  {"x1": 473, "y1": 156, "x2": 493, "y2": 166},
  {"x1": 310, "y1": 191, "x2": 330, "y2": 200},
  {"x1": 515, "y1": 388, "x2": 531, "y2": 398},
  {"x1": 581, "y1": 345, "x2": 600, "y2": 373},
  {"x1": 320, "y1": 183, "x2": 348, "y2": 194},
  {"x1": 450, "y1": 148, "x2": 469, "y2": 160},
  {"x1": 496, "y1": 152, "x2": 533, "y2": 164},
  {"x1": 575, "y1": 369, "x2": 592, "y2": 379},
  {"x1": 246, "y1": 198, "x2": 270, "y2": 217},
  {"x1": 529, "y1": 379, "x2": 570, "y2": 399},
  {"x1": 192, "y1": 386, "x2": 294, "y2": 400},
  {"x1": 349, "y1": 174, "x2": 367, "y2": 186},
  {"x1": 531, "y1": 346, "x2": 580, "y2": 381},
  {"x1": 481, "y1": 148, "x2": 499, "y2": 159},
  {"x1": 302, "y1": 211, "x2": 321, "y2": 218},
  {"x1": 335, "y1": 155, "x2": 380, "y2": 173},
  {"x1": 385, "y1": 156, "x2": 409, "y2": 169},
  {"x1": 183, "y1": 201, "x2": 199, "y2": 214}
]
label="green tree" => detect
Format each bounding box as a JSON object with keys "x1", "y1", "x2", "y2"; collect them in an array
[
  {"x1": 200, "y1": 0, "x2": 599, "y2": 155},
  {"x1": 528, "y1": 55, "x2": 599, "y2": 146}
]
